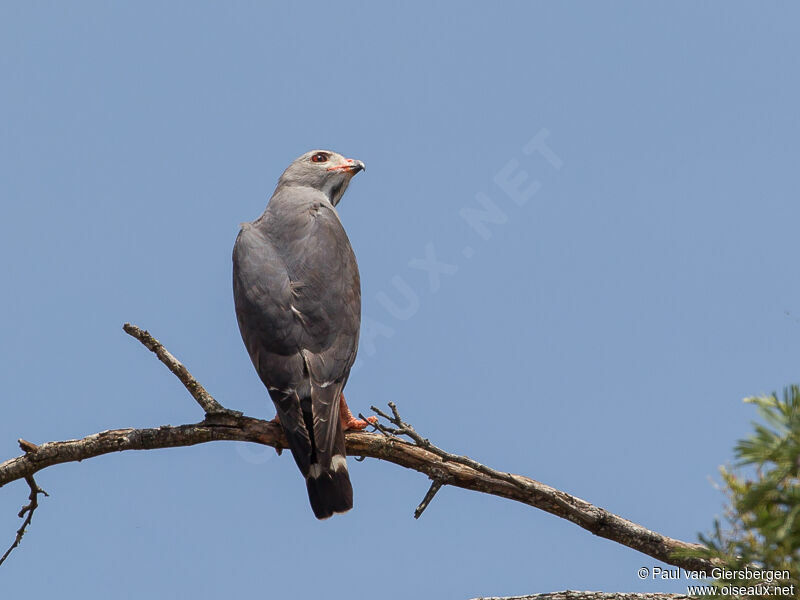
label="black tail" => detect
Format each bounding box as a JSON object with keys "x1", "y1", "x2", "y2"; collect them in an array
[
  {"x1": 274, "y1": 395, "x2": 353, "y2": 519},
  {"x1": 304, "y1": 415, "x2": 352, "y2": 520},
  {"x1": 305, "y1": 460, "x2": 353, "y2": 519}
]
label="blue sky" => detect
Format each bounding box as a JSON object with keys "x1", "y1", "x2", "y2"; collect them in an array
[{"x1": 2, "y1": 2, "x2": 799, "y2": 597}]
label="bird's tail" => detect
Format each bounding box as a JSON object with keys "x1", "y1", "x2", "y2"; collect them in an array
[
  {"x1": 304, "y1": 425, "x2": 352, "y2": 520},
  {"x1": 271, "y1": 387, "x2": 354, "y2": 519}
]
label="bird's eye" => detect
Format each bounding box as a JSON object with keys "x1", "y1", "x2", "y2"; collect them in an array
[{"x1": 311, "y1": 153, "x2": 329, "y2": 163}]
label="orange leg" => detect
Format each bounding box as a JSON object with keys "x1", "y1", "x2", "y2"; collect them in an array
[{"x1": 339, "y1": 393, "x2": 378, "y2": 431}]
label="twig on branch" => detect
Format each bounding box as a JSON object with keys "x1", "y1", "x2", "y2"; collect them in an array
[
  {"x1": 0, "y1": 323, "x2": 714, "y2": 574},
  {"x1": 0, "y1": 474, "x2": 48, "y2": 566},
  {"x1": 414, "y1": 475, "x2": 445, "y2": 519},
  {"x1": 17, "y1": 440, "x2": 39, "y2": 454},
  {"x1": 371, "y1": 402, "x2": 601, "y2": 527},
  {"x1": 122, "y1": 323, "x2": 240, "y2": 417},
  {"x1": 361, "y1": 403, "x2": 711, "y2": 571}
]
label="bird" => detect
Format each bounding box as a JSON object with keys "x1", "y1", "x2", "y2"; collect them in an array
[{"x1": 232, "y1": 149, "x2": 374, "y2": 519}]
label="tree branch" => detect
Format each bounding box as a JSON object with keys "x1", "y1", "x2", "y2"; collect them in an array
[
  {"x1": 0, "y1": 471, "x2": 48, "y2": 567},
  {"x1": 470, "y1": 594, "x2": 691, "y2": 600},
  {"x1": 414, "y1": 476, "x2": 445, "y2": 519},
  {"x1": 122, "y1": 323, "x2": 240, "y2": 417},
  {"x1": 0, "y1": 323, "x2": 712, "y2": 574}
]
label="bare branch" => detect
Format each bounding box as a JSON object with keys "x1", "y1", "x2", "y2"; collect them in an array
[
  {"x1": 371, "y1": 402, "x2": 609, "y2": 527},
  {"x1": 0, "y1": 416, "x2": 711, "y2": 571},
  {"x1": 349, "y1": 419, "x2": 712, "y2": 572},
  {"x1": 470, "y1": 593, "x2": 692, "y2": 600},
  {"x1": 0, "y1": 417, "x2": 284, "y2": 491},
  {"x1": 0, "y1": 475, "x2": 48, "y2": 566},
  {"x1": 122, "y1": 323, "x2": 240, "y2": 416},
  {"x1": 0, "y1": 324, "x2": 714, "y2": 575},
  {"x1": 414, "y1": 475, "x2": 445, "y2": 519}
]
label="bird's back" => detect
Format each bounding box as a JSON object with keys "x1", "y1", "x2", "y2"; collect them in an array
[{"x1": 233, "y1": 186, "x2": 361, "y2": 390}]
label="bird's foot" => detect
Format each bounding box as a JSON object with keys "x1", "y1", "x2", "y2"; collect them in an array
[
  {"x1": 339, "y1": 393, "x2": 377, "y2": 431},
  {"x1": 342, "y1": 414, "x2": 378, "y2": 431}
]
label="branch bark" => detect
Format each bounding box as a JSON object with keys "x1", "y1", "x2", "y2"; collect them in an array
[
  {"x1": 0, "y1": 323, "x2": 712, "y2": 575},
  {"x1": 470, "y1": 594, "x2": 691, "y2": 600}
]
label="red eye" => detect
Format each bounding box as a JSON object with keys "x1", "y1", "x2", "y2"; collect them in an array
[{"x1": 311, "y1": 152, "x2": 328, "y2": 163}]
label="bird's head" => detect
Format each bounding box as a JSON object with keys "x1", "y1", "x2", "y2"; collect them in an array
[{"x1": 278, "y1": 150, "x2": 365, "y2": 206}]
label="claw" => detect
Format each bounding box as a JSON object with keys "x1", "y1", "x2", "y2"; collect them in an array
[{"x1": 339, "y1": 393, "x2": 377, "y2": 431}]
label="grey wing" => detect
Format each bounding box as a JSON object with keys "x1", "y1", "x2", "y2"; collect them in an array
[
  {"x1": 232, "y1": 223, "x2": 314, "y2": 470},
  {"x1": 274, "y1": 201, "x2": 361, "y2": 468},
  {"x1": 232, "y1": 223, "x2": 306, "y2": 386}
]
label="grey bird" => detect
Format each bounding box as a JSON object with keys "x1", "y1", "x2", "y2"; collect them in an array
[{"x1": 232, "y1": 150, "x2": 373, "y2": 519}]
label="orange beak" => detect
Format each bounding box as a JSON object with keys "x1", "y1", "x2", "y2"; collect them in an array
[{"x1": 327, "y1": 158, "x2": 365, "y2": 174}]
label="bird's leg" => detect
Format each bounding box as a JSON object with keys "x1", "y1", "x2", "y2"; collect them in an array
[{"x1": 339, "y1": 393, "x2": 377, "y2": 431}]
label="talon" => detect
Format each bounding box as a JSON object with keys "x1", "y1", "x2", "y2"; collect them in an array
[{"x1": 339, "y1": 393, "x2": 376, "y2": 431}]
